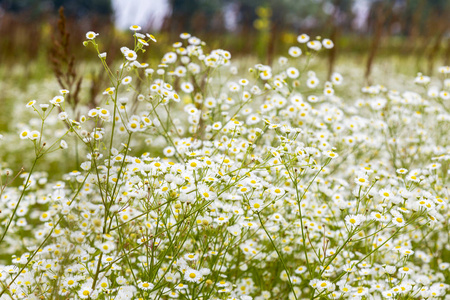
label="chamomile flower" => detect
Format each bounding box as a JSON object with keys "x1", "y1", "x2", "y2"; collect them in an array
[
  {"x1": 147, "y1": 33, "x2": 157, "y2": 42},
  {"x1": 124, "y1": 50, "x2": 137, "y2": 61},
  {"x1": 137, "y1": 38, "x2": 149, "y2": 46},
  {"x1": 297, "y1": 34, "x2": 310, "y2": 43},
  {"x1": 414, "y1": 73, "x2": 430, "y2": 84},
  {"x1": 26, "y1": 100, "x2": 36, "y2": 108},
  {"x1": 163, "y1": 146, "x2": 175, "y2": 157},
  {"x1": 85, "y1": 31, "x2": 98, "y2": 39},
  {"x1": 181, "y1": 82, "x2": 194, "y2": 93},
  {"x1": 286, "y1": 67, "x2": 300, "y2": 79},
  {"x1": 406, "y1": 174, "x2": 420, "y2": 182},
  {"x1": 345, "y1": 214, "x2": 366, "y2": 228},
  {"x1": 180, "y1": 32, "x2": 191, "y2": 39},
  {"x1": 323, "y1": 150, "x2": 338, "y2": 158},
  {"x1": 122, "y1": 76, "x2": 132, "y2": 85},
  {"x1": 103, "y1": 87, "x2": 115, "y2": 95},
  {"x1": 396, "y1": 168, "x2": 408, "y2": 175},
  {"x1": 184, "y1": 269, "x2": 202, "y2": 283},
  {"x1": 398, "y1": 266, "x2": 413, "y2": 274},
  {"x1": 331, "y1": 72, "x2": 343, "y2": 85},
  {"x1": 307, "y1": 77, "x2": 319, "y2": 88},
  {"x1": 78, "y1": 285, "x2": 93, "y2": 299},
  {"x1": 127, "y1": 120, "x2": 141, "y2": 132},
  {"x1": 19, "y1": 130, "x2": 29, "y2": 139},
  {"x1": 184, "y1": 253, "x2": 198, "y2": 261},
  {"x1": 138, "y1": 281, "x2": 154, "y2": 290},
  {"x1": 288, "y1": 46, "x2": 302, "y2": 57},
  {"x1": 307, "y1": 40, "x2": 322, "y2": 51},
  {"x1": 50, "y1": 96, "x2": 64, "y2": 105},
  {"x1": 130, "y1": 25, "x2": 142, "y2": 31},
  {"x1": 392, "y1": 215, "x2": 406, "y2": 227},
  {"x1": 249, "y1": 199, "x2": 264, "y2": 212},
  {"x1": 28, "y1": 131, "x2": 40, "y2": 140},
  {"x1": 322, "y1": 39, "x2": 334, "y2": 49},
  {"x1": 370, "y1": 212, "x2": 389, "y2": 222},
  {"x1": 354, "y1": 173, "x2": 370, "y2": 186},
  {"x1": 324, "y1": 87, "x2": 334, "y2": 96}
]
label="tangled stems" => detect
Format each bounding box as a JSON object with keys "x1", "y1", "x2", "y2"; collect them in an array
[
  {"x1": 0, "y1": 159, "x2": 38, "y2": 245},
  {"x1": 1, "y1": 28, "x2": 449, "y2": 300},
  {"x1": 286, "y1": 158, "x2": 331, "y2": 279},
  {"x1": 0, "y1": 172, "x2": 90, "y2": 297},
  {"x1": 256, "y1": 211, "x2": 299, "y2": 300},
  {"x1": 0, "y1": 111, "x2": 70, "y2": 245}
]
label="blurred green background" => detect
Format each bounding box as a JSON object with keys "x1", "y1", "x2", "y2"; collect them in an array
[
  {"x1": 1, "y1": 0, "x2": 449, "y2": 129},
  {"x1": 1, "y1": 0, "x2": 449, "y2": 66}
]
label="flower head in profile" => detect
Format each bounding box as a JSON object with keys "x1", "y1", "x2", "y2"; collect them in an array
[
  {"x1": 147, "y1": 33, "x2": 157, "y2": 42},
  {"x1": 129, "y1": 25, "x2": 142, "y2": 31},
  {"x1": 85, "y1": 31, "x2": 99, "y2": 40},
  {"x1": 138, "y1": 281, "x2": 154, "y2": 290}
]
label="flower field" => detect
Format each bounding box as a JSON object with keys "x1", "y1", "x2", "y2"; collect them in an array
[{"x1": 0, "y1": 27, "x2": 449, "y2": 300}]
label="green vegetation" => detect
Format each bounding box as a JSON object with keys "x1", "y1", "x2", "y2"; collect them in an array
[{"x1": 0, "y1": 2, "x2": 449, "y2": 299}]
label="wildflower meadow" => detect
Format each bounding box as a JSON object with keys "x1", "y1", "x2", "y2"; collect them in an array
[{"x1": 0, "y1": 24, "x2": 449, "y2": 300}]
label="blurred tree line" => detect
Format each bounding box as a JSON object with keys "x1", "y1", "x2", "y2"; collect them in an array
[
  {"x1": 0, "y1": 0, "x2": 448, "y2": 79},
  {"x1": 162, "y1": 0, "x2": 449, "y2": 35},
  {"x1": 0, "y1": 0, "x2": 116, "y2": 64},
  {"x1": 0, "y1": 0, "x2": 112, "y2": 17},
  {"x1": 162, "y1": 0, "x2": 449, "y2": 77}
]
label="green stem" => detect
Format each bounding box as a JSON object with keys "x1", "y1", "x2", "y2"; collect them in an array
[
  {"x1": 256, "y1": 212, "x2": 298, "y2": 300},
  {"x1": 0, "y1": 158, "x2": 38, "y2": 244}
]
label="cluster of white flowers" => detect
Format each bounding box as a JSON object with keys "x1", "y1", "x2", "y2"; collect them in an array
[{"x1": 0, "y1": 26, "x2": 449, "y2": 300}]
